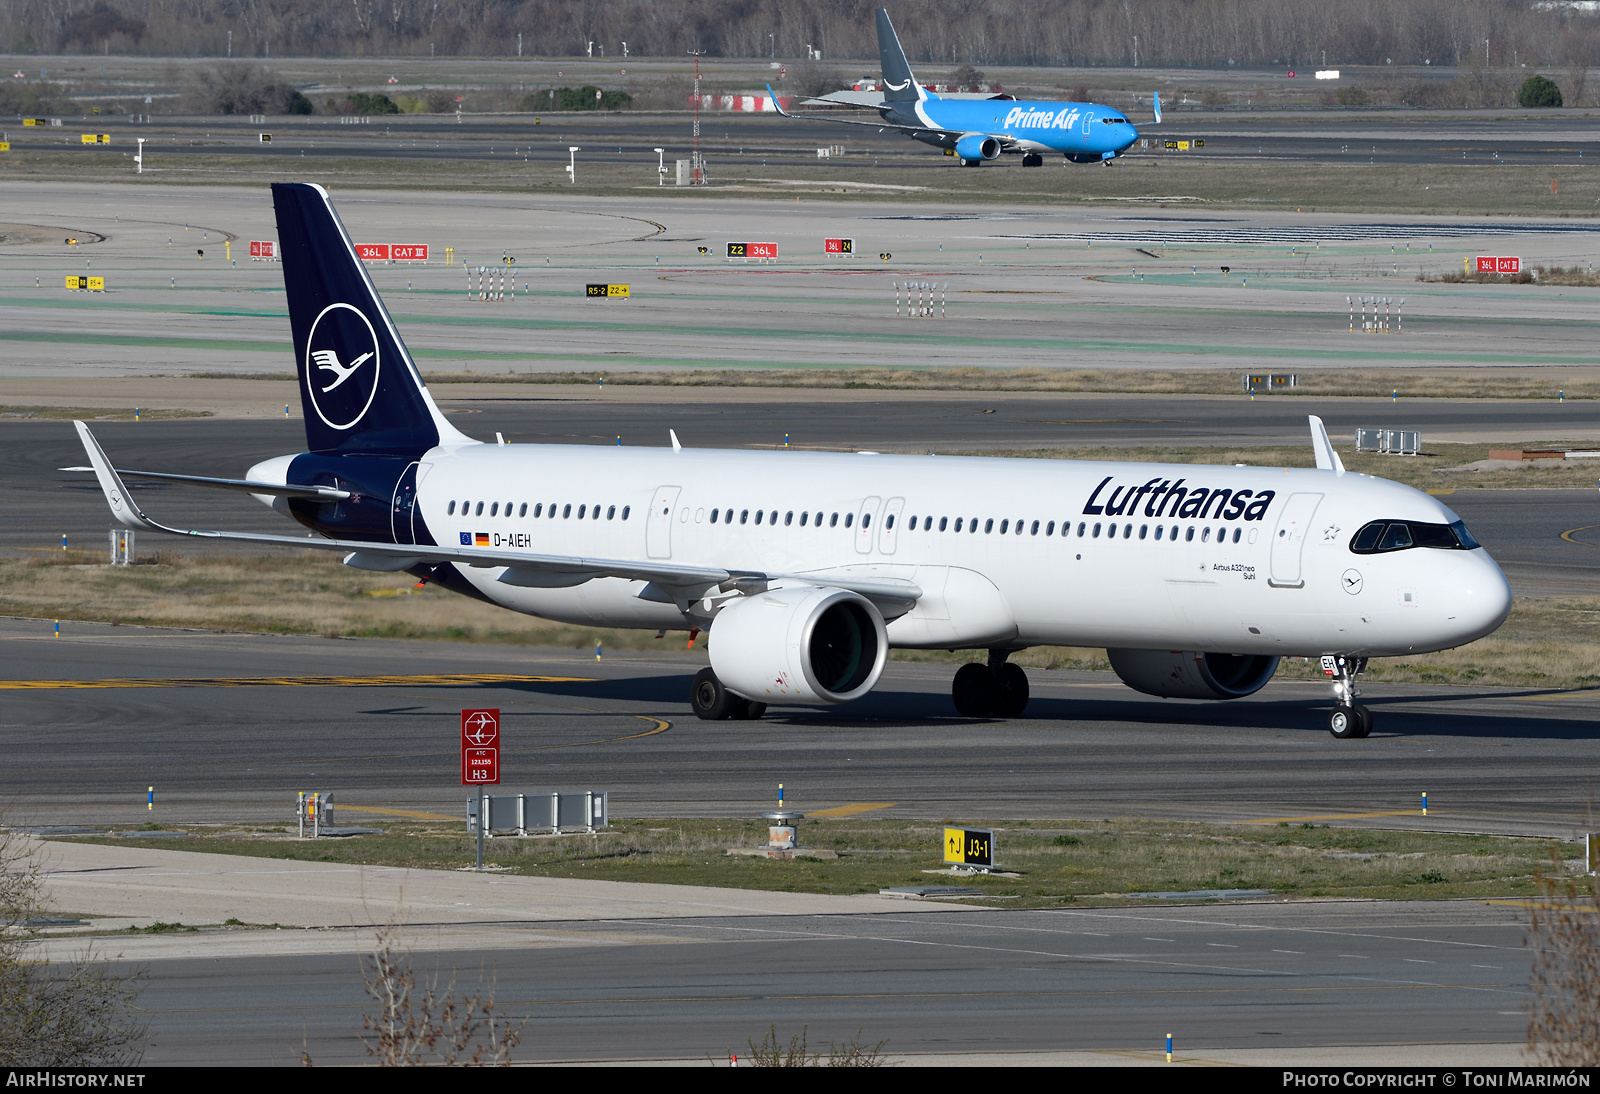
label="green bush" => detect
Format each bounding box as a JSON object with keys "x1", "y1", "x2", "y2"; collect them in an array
[
  {"x1": 349, "y1": 92, "x2": 401, "y2": 115},
  {"x1": 518, "y1": 86, "x2": 632, "y2": 112},
  {"x1": 1517, "y1": 74, "x2": 1563, "y2": 108}
]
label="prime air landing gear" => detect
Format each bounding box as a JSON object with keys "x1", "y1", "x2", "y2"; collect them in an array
[
  {"x1": 1324, "y1": 655, "x2": 1372, "y2": 739},
  {"x1": 952, "y1": 649, "x2": 1030, "y2": 718}
]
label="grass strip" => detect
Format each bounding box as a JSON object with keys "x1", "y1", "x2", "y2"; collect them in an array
[{"x1": 45, "y1": 818, "x2": 1579, "y2": 909}]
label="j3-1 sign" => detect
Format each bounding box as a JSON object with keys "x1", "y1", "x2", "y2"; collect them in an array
[{"x1": 460, "y1": 708, "x2": 500, "y2": 785}]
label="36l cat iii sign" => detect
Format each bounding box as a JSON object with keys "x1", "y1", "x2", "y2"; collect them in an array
[{"x1": 460, "y1": 708, "x2": 500, "y2": 785}]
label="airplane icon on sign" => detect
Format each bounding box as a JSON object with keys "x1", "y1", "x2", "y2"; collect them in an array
[{"x1": 463, "y1": 710, "x2": 498, "y2": 745}]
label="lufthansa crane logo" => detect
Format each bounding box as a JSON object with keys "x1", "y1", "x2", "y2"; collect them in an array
[{"x1": 304, "y1": 302, "x2": 380, "y2": 430}]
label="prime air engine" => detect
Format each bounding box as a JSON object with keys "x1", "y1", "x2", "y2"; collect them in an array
[
  {"x1": 709, "y1": 586, "x2": 888, "y2": 705},
  {"x1": 1106, "y1": 649, "x2": 1280, "y2": 701},
  {"x1": 955, "y1": 133, "x2": 1002, "y2": 162}
]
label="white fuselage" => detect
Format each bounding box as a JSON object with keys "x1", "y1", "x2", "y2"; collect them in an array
[{"x1": 401, "y1": 443, "x2": 1511, "y2": 658}]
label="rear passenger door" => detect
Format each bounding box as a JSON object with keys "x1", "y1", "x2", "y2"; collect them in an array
[
  {"x1": 879, "y1": 497, "x2": 905, "y2": 555},
  {"x1": 855, "y1": 496, "x2": 881, "y2": 554}
]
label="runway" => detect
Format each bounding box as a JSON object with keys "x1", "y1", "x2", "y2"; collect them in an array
[
  {"x1": 7, "y1": 108, "x2": 1600, "y2": 171},
  {"x1": 6, "y1": 181, "x2": 1600, "y2": 379}
]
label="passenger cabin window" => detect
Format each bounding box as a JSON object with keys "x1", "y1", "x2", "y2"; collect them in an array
[
  {"x1": 940, "y1": 517, "x2": 949, "y2": 531},
  {"x1": 1139, "y1": 524, "x2": 1147, "y2": 539},
  {"x1": 741, "y1": 510, "x2": 749, "y2": 524},
  {"x1": 755, "y1": 510, "x2": 763, "y2": 525},
  {"x1": 1031, "y1": 520, "x2": 1040, "y2": 536},
  {"x1": 475, "y1": 502, "x2": 484, "y2": 516},
  {"x1": 985, "y1": 519, "x2": 994, "y2": 534},
  {"x1": 607, "y1": 505, "x2": 616, "y2": 520},
  {"x1": 786, "y1": 511, "x2": 794, "y2": 526},
  {"x1": 862, "y1": 513, "x2": 871, "y2": 528},
  {"x1": 999, "y1": 519, "x2": 1008, "y2": 534},
  {"x1": 448, "y1": 501, "x2": 456, "y2": 515},
  {"x1": 622, "y1": 506, "x2": 630, "y2": 520},
  {"x1": 884, "y1": 514, "x2": 893, "y2": 529},
  {"x1": 1077, "y1": 522, "x2": 1087, "y2": 537},
  {"x1": 1093, "y1": 523, "x2": 1102, "y2": 538},
  {"x1": 710, "y1": 509, "x2": 719, "y2": 523},
  {"x1": 1046, "y1": 521, "x2": 1055, "y2": 536},
  {"x1": 845, "y1": 513, "x2": 854, "y2": 528},
  {"x1": 562, "y1": 504, "x2": 571, "y2": 518},
  {"x1": 519, "y1": 503, "x2": 527, "y2": 517},
  {"x1": 490, "y1": 503, "x2": 498, "y2": 516},
  {"x1": 1349, "y1": 519, "x2": 1478, "y2": 554}
]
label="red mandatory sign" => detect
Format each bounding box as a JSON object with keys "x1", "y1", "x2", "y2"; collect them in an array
[{"x1": 460, "y1": 708, "x2": 500, "y2": 785}]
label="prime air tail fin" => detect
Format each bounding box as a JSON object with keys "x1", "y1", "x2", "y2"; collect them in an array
[
  {"x1": 875, "y1": 8, "x2": 924, "y2": 103},
  {"x1": 1152, "y1": 90, "x2": 1162, "y2": 123},
  {"x1": 271, "y1": 182, "x2": 474, "y2": 455}
]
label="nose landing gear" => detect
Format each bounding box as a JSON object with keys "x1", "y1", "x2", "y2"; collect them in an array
[
  {"x1": 951, "y1": 649, "x2": 1030, "y2": 717},
  {"x1": 1323, "y1": 655, "x2": 1371, "y2": 738}
]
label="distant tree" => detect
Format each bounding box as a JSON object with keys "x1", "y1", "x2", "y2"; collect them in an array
[
  {"x1": 949, "y1": 63, "x2": 985, "y2": 89},
  {"x1": 518, "y1": 86, "x2": 632, "y2": 111},
  {"x1": 1518, "y1": 74, "x2": 1563, "y2": 108},
  {"x1": 349, "y1": 92, "x2": 401, "y2": 115}
]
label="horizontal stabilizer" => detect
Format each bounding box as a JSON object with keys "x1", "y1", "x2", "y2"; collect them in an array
[{"x1": 60, "y1": 466, "x2": 350, "y2": 499}]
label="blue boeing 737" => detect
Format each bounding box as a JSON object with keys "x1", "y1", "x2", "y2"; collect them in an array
[{"x1": 773, "y1": 8, "x2": 1153, "y2": 167}]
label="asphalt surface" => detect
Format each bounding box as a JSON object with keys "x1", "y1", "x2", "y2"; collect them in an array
[
  {"x1": 4, "y1": 617, "x2": 1597, "y2": 837},
  {"x1": 7, "y1": 416, "x2": 1599, "y2": 595},
  {"x1": 131, "y1": 901, "x2": 1529, "y2": 1065},
  {"x1": 10, "y1": 109, "x2": 1600, "y2": 170}
]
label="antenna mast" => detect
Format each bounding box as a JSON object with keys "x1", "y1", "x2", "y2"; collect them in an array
[{"x1": 689, "y1": 48, "x2": 706, "y2": 184}]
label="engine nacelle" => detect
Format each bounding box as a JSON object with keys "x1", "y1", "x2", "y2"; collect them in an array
[
  {"x1": 709, "y1": 586, "x2": 887, "y2": 705},
  {"x1": 1107, "y1": 649, "x2": 1280, "y2": 701},
  {"x1": 955, "y1": 133, "x2": 1001, "y2": 162}
]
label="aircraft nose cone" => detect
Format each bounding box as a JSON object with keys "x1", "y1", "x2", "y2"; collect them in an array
[{"x1": 1445, "y1": 552, "x2": 1513, "y2": 644}]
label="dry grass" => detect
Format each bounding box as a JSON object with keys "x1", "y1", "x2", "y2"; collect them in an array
[
  {"x1": 0, "y1": 550, "x2": 708, "y2": 653},
  {"x1": 0, "y1": 406, "x2": 208, "y2": 421},
  {"x1": 430, "y1": 367, "x2": 1600, "y2": 402},
  {"x1": 51, "y1": 817, "x2": 1577, "y2": 906}
]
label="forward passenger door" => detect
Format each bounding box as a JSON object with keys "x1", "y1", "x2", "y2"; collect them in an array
[{"x1": 1269, "y1": 492, "x2": 1323, "y2": 589}]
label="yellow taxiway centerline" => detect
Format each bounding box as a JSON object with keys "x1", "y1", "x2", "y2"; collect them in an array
[
  {"x1": 0, "y1": 673, "x2": 596, "y2": 690},
  {"x1": 807, "y1": 802, "x2": 898, "y2": 818},
  {"x1": 1247, "y1": 810, "x2": 1430, "y2": 824}
]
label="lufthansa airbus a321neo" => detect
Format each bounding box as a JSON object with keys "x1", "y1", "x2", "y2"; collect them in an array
[
  {"x1": 773, "y1": 8, "x2": 1150, "y2": 167},
  {"x1": 72, "y1": 183, "x2": 1511, "y2": 737}
]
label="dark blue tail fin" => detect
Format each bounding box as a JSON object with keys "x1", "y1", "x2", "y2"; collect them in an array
[
  {"x1": 272, "y1": 182, "x2": 472, "y2": 455},
  {"x1": 876, "y1": 9, "x2": 924, "y2": 103}
]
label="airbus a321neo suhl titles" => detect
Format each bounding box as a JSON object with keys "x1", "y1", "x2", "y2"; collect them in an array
[
  {"x1": 73, "y1": 184, "x2": 1510, "y2": 737},
  {"x1": 773, "y1": 8, "x2": 1150, "y2": 167}
]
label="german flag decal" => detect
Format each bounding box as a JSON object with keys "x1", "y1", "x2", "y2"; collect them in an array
[{"x1": 475, "y1": 532, "x2": 490, "y2": 546}]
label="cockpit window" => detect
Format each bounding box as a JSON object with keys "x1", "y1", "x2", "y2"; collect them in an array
[{"x1": 1350, "y1": 519, "x2": 1479, "y2": 555}]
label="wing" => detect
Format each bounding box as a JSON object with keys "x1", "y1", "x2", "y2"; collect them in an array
[
  {"x1": 72, "y1": 421, "x2": 920, "y2": 611},
  {"x1": 60, "y1": 466, "x2": 351, "y2": 500},
  {"x1": 768, "y1": 83, "x2": 944, "y2": 137}
]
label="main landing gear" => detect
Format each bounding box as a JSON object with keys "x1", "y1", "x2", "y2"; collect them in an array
[
  {"x1": 1324, "y1": 655, "x2": 1372, "y2": 739},
  {"x1": 1021, "y1": 153, "x2": 1044, "y2": 167},
  {"x1": 690, "y1": 667, "x2": 767, "y2": 721},
  {"x1": 951, "y1": 649, "x2": 1030, "y2": 718}
]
